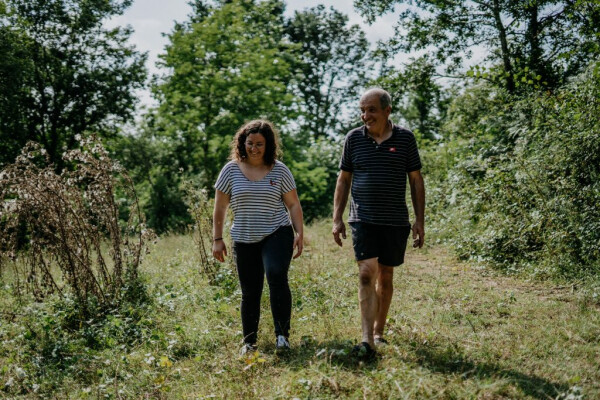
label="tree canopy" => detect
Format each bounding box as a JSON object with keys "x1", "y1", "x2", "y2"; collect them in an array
[
  {"x1": 151, "y1": 0, "x2": 294, "y2": 186},
  {"x1": 374, "y1": 56, "x2": 452, "y2": 140},
  {"x1": 286, "y1": 5, "x2": 370, "y2": 139},
  {"x1": 0, "y1": 0, "x2": 146, "y2": 168},
  {"x1": 355, "y1": 0, "x2": 600, "y2": 92},
  {"x1": 2, "y1": 0, "x2": 599, "y2": 277}
]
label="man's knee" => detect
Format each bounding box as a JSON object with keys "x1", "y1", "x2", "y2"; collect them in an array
[
  {"x1": 358, "y1": 259, "x2": 378, "y2": 286},
  {"x1": 378, "y1": 265, "x2": 394, "y2": 290},
  {"x1": 359, "y1": 272, "x2": 374, "y2": 286}
]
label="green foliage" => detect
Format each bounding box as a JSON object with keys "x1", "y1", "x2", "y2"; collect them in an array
[
  {"x1": 0, "y1": 0, "x2": 146, "y2": 168},
  {"x1": 145, "y1": 170, "x2": 191, "y2": 233},
  {"x1": 373, "y1": 56, "x2": 453, "y2": 139},
  {"x1": 356, "y1": 0, "x2": 600, "y2": 93},
  {"x1": 467, "y1": 64, "x2": 548, "y2": 91},
  {"x1": 286, "y1": 5, "x2": 371, "y2": 139},
  {"x1": 431, "y1": 62, "x2": 600, "y2": 279},
  {"x1": 108, "y1": 129, "x2": 193, "y2": 234},
  {"x1": 0, "y1": 288, "x2": 155, "y2": 395},
  {"x1": 282, "y1": 133, "x2": 341, "y2": 222},
  {"x1": 419, "y1": 83, "x2": 514, "y2": 247},
  {"x1": 152, "y1": 0, "x2": 295, "y2": 188}
]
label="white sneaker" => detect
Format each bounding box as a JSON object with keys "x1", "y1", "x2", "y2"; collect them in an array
[
  {"x1": 240, "y1": 343, "x2": 257, "y2": 356},
  {"x1": 275, "y1": 335, "x2": 290, "y2": 350}
]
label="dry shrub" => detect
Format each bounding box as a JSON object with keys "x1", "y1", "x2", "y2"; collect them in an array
[
  {"x1": 0, "y1": 136, "x2": 156, "y2": 315},
  {"x1": 183, "y1": 184, "x2": 219, "y2": 284}
]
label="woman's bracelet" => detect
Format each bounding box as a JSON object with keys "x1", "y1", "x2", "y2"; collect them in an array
[{"x1": 213, "y1": 237, "x2": 223, "y2": 242}]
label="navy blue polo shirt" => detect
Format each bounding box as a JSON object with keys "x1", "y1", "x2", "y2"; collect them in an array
[{"x1": 339, "y1": 124, "x2": 422, "y2": 226}]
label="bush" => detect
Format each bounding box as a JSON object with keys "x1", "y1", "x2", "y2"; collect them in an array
[
  {"x1": 108, "y1": 134, "x2": 193, "y2": 235},
  {"x1": 0, "y1": 136, "x2": 156, "y2": 316},
  {"x1": 285, "y1": 136, "x2": 339, "y2": 223},
  {"x1": 183, "y1": 182, "x2": 220, "y2": 284},
  {"x1": 432, "y1": 62, "x2": 600, "y2": 279}
]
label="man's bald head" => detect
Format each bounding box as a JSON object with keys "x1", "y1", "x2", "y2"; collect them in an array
[{"x1": 360, "y1": 88, "x2": 392, "y2": 110}]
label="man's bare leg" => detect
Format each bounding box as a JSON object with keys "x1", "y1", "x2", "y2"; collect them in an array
[
  {"x1": 357, "y1": 258, "x2": 378, "y2": 347},
  {"x1": 374, "y1": 264, "x2": 394, "y2": 340}
]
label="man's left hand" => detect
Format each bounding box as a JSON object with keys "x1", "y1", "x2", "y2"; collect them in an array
[{"x1": 412, "y1": 222, "x2": 425, "y2": 248}]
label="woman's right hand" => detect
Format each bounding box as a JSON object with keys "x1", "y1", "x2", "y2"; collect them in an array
[{"x1": 212, "y1": 240, "x2": 227, "y2": 262}]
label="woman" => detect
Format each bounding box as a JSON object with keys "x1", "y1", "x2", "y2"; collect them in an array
[{"x1": 212, "y1": 119, "x2": 304, "y2": 354}]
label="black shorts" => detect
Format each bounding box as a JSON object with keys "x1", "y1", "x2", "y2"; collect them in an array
[{"x1": 349, "y1": 222, "x2": 411, "y2": 267}]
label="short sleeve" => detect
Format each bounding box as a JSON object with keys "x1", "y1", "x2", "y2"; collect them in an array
[
  {"x1": 405, "y1": 130, "x2": 422, "y2": 172},
  {"x1": 339, "y1": 133, "x2": 353, "y2": 172},
  {"x1": 214, "y1": 162, "x2": 233, "y2": 194},
  {"x1": 278, "y1": 162, "x2": 296, "y2": 194}
]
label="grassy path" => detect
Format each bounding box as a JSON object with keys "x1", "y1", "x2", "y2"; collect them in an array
[
  {"x1": 1, "y1": 221, "x2": 599, "y2": 398},
  {"x1": 140, "y1": 221, "x2": 599, "y2": 399}
]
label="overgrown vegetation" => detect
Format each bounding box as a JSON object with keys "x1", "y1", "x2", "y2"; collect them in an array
[
  {"x1": 0, "y1": 136, "x2": 155, "y2": 316},
  {"x1": 1, "y1": 0, "x2": 600, "y2": 394},
  {"x1": 425, "y1": 62, "x2": 600, "y2": 279},
  {"x1": 1, "y1": 222, "x2": 599, "y2": 398},
  {"x1": 183, "y1": 182, "x2": 219, "y2": 284}
]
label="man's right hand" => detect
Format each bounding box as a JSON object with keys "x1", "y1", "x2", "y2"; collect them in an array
[{"x1": 332, "y1": 220, "x2": 347, "y2": 247}]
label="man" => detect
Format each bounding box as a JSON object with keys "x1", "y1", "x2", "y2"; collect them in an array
[{"x1": 332, "y1": 88, "x2": 425, "y2": 358}]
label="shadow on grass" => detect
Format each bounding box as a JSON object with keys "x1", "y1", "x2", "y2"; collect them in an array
[
  {"x1": 265, "y1": 336, "x2": 569, "y2": 399},
  {"x1": 409, "y1": 342, "x2": 570, "y2": 399},
  {"x1": 271, "y1": 338, "x2": 380, "y2": 370}
]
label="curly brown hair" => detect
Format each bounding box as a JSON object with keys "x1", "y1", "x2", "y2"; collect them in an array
[{"x1": 230, "y1": 119, "x2": 281, "y2": 165}]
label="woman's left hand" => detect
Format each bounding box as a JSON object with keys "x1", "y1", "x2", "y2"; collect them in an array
[
  {"x1": 283, "y1": 189, "x2": 304, "y2": 259},
  {"x1": 293, "y1": 233, "x2": 303, "y2": 259}
]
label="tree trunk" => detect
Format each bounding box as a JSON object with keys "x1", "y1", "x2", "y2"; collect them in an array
[
  {"x1": 492, "y1": 0, "x2": 515, "y2": 93},
  {"x1": 526, "y1": 3, "x2": 543, "y2": 78}
]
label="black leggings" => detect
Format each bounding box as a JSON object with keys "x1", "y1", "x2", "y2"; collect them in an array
[{"x1": 233, "y1": 225, "x2": 294, "y2": 345}]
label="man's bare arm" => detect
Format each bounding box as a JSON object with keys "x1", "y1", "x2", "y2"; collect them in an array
[
  {"x1": 332, "y1": 170, "x2": 352, "y2": 247},
  {"x1": 408, "y1": 170, "x2": 425, "y2": 248}
]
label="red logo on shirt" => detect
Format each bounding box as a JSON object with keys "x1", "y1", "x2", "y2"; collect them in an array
[
  {"x1": 270, "y1": 179, "x2": 277, "y2": 186},
  {"x1": 389, "y1": 147, "x2": 396, "y2": 152}
]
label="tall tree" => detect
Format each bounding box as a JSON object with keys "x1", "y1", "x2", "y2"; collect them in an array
[
  {"x1": 375, "y1": 56, "x2": 452, "y2": 140},
  {"x1": 355, "y1": 0, "x2": 600, "y2": 93},
  {"x1": 0, "y1": 0, "x2": 146, "y2": 168},
  {"x1": 152, "y1": 0, "x2": 294, "y2": 187},
  {"x1": 286, "y1": 5, "x2": 370, "y2": 139}
]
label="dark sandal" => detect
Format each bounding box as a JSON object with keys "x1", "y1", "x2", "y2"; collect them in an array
[
  {"x1": 374, "y1": 337, "x2": 388, "y2": 345},
  {"x1": 351, "y1": 341, "x2": 377, "y2": 359}
]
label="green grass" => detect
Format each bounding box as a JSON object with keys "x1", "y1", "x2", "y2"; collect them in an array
[{"x1": 1, "y1": 220, "x2": 599, "y2": 398}]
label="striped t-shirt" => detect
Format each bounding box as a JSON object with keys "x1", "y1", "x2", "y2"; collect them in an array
[
  {"x1": 339, "y1": 124, "x2": 422, "y2": 226},
  {"x1": 214, "y1": 160, "x2": 296, "y2": 243}
]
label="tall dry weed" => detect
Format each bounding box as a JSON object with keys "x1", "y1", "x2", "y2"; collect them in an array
[
  {"x1": 183, "y1": 184, "x2": 219, "y2": 284},
  {"x1": 0, "y1": 136, "x2": 155, "y2": 315}
]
